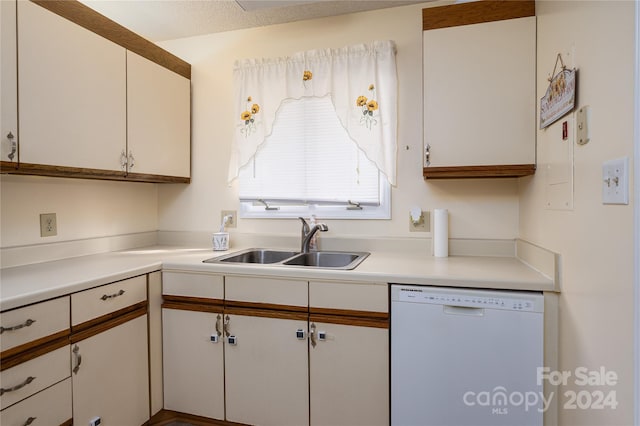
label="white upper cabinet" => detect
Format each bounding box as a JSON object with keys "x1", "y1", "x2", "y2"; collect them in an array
[
  {"x1": 1, "y1": 0, "x2": 18, "y2": 163},
  {"x1": 17, "y1": 0, "x2": 127, "y2": 172},
  {"x1": 422, "y1": 0, "x2": 536, "y2": 179},
  {"x1": 126, "y1": 51, "x2": 191, "y2": 178}
]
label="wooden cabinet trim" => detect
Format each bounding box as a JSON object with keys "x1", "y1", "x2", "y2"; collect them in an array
[
  {"x1": 147, "y1": 409, "x2": 246, "y2": 426},
  {"x1": 422, "y1": 0, "x2": 535, "y2": 31},
  {"x1": 1, "y1": 162, "x2": 191, "y2": 183},
  {"x1": 224, "y1": 306, "x2": 309, "y2": 322},
  {"x1": 309, "y1": 313, "x2": 389, "y2": 329},
  {"x1": 0, "y1": 333, "x2": 69, "y2": 371},
  {"x1": 162, "y1": 301, "x2": 223, "y2": 314},
  {"x1": 163, "y1": 295, "x2": 224, "y2": 308},
  {"x1": 423, "y1": 164, "x2": 536, "y2": 179},
  {"x1": 309, "y1": 307, "x2": 388, "y2": 320},
  {"x1": 224, "y1": 300, "x2": 308, "y2": 314},
  {"x1": 70, "y1": 303, "x2": 147, "y2": 343},
  {"x1": 30, "y1": 0, "x2": 191, "y2": 79}
]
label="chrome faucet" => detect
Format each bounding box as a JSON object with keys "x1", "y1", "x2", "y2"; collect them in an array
[{"x1": 298, "y1": 217, "x2": 328, "y2": 253}]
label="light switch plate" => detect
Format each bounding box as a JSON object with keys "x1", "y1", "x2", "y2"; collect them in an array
[{"x1": 602, "y1": 157, "x2": 629, "y2": 205}]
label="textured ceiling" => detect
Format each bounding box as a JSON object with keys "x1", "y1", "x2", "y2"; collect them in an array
[{"x1": 80, "y1": 0, "x2": 428, "y2": 42}]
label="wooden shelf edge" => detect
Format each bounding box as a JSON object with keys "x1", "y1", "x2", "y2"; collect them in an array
[
  {"x1": 423, "y1": 164, "x2": 536, "y2": 179},
  {"x1": 31, "y1": 0, "x2": 191, "y2": 79},
  {"x1": 1, "y1": 162, "x2": 190, "y2": 184},
  {"x1": 423, "y1": 0, "x2": 535, "y2": 31}
]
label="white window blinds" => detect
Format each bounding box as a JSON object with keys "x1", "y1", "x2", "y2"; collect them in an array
[{"x1": 238, "y1": 96, "x2": 381, "y2": 206}]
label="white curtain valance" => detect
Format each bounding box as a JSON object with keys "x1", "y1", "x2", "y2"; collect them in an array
[{"x1": 228, "y1": 40, "x2": 398, "y2": 186}]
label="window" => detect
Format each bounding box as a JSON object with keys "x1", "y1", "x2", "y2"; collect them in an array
[
  {"x1": 238, "y1": 96, "x2": 390, "y2": 219},
  {"x1": 229, "y1": 41, "x2": 398, "y2": 218}
]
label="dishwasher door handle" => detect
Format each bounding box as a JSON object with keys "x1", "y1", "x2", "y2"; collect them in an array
[{"x1": 443, "y1": 305, "x2": 484, "y2": 316}]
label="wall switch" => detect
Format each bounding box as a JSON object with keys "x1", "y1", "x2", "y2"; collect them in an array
[
  {"x1": 221, "y1": 210, "x2": 237, "y2": 228},
  {"x1": 602, "y1": 157, "x2": 629, "y2": 205},
  {"x1": 40, "y1": 213, "x2": 57, "y2": 237}
]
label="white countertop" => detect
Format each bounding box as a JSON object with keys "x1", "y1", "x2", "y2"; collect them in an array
[{"x1": 0, "y1": 245, "x2": 555, "y2": 312}]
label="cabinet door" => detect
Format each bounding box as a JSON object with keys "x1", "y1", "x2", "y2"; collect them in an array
[
  {"x1": 225, "y1": 313, "x2": 309, "y2": 426},
  {"x1": 423, "y1": 14, "x2": 535, "y2": 170},
  {"x1": 17, "y1": 1, "x2": 126, "y2": 171},
  {"x1": 127, "y1": 51, "x2": 190, "y2": 178},
  {"x1": 162, "y1": 308, "x2": 225, "y2": 420},
  {"x1": 72, "y1": 315, "x2": 149, "y2": 426},
  {"x1": 0, "y1": 0, "x2": 17, "y2": 163},
  {"x1": 310, "y1": 322, "x2": 389, "y2": 426}
]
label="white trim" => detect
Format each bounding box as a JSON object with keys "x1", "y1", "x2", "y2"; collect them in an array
[
  {"x1": 239, "y1": 174, "x2": 391, "y2": 220},
  {"x1": 634, "y1": 1, "x2": 640, "y2": 425}
]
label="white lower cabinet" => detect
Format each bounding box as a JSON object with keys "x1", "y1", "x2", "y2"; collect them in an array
[
  {"x1": 309, "y1": 321, "x2": 389, "y2": 426},
  {"x1": 71, "y1": 314, "x2": 149, "y2": 426},
  {"x1": 224, "y1": 313, "x2": 309, "y2": 426},
  {"x1": 161, "y1": 273, "x2": 389, "y2": 426},
  {"x1": 162, "y1": 307, "x2": 225, "y2": 420},
  {"x1": 0, "y1": 378, "x2": 72, "y2": 426}
]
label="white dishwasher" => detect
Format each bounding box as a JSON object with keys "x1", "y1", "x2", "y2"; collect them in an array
[{"x1": 391, "y1": 284, "x2": 544, "y2": 426}]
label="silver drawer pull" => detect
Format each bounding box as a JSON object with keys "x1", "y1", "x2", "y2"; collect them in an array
[
  {"x1": 223, "y1": 315, "x2": 231, "y2": 338},
  {"x1": 0, "y1": 319, "x2": 36, "y2": 334},
  {"x1": 215, "y1": 314, "x2": 222, "y2": 337},
  {"x1": 310, "y1": 323, "x2": 317, "y2": 348},
  {"x1": 100, "y1": 289, "x2": 125, "y2": 301},
  {"x1": 23, "y1": 417, "x2": 37, "y2": 426},
  {"x1": 0, "y1": 376, "x2": 36, "y2": 396},
  {"x1": 72, "y1": 345, "x2": 82, "y2": 375}
]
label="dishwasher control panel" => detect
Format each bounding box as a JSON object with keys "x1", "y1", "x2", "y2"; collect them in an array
[{"x1": 393, "y1": 285, "x2": 543, "y2": 313}]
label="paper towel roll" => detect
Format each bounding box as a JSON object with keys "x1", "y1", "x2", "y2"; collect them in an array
[{"x1": 433, "y1": 209, "x2": 448, "y2": 257}]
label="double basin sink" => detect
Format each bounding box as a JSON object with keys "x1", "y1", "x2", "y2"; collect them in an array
[{"x1": 203, "y1": 248, "x2": 369, "y2": 270}]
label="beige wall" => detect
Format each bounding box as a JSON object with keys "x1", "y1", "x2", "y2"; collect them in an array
[
  {"x1": 0, "y1": 175, "x2": 158, "y2": 247},
  {"x1": 156, "y1": 2, "x2": 520, "y2": 242},
  {"x1": 519, "y1": 1, "x2": 636, "y2": 424}
]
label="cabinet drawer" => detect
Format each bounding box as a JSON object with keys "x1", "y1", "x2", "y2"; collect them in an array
[
  {"x1": 163, "y1": 272, "x2": 223, "y2": 300},
  {"x1": 309, "y1": 281, "x2": 388, "y2": 314},
  {"x1": 0, "y1": 297, "x2": 70, "y2": 356},
  {"x1": 0, "y1": 377, "x2": 72, "y2": 426},
  {"x1": 0, "y1": 345, "x2": 70, "y2": 410},
  {"x1": 225, "y1": 276, "x2": 307, "y2": 308},
  {"x1": 71, "y1": 275, "x2": 147, "y2": 326}
]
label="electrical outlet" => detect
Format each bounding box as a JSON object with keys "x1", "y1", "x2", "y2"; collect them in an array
[
  {"x1": 409, "y1": 211, "x2": 429, "y2": 232},
  {"x1": 40, "y1": 213, "x2": 57, "y2": 237},
  {"x1": 221, "y1": 210, "x2": 237, "y2": 228}
]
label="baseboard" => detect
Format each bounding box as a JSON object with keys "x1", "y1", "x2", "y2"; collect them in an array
[{"x1": 146, "y1": 409, "x2": 247, "y2": 426}]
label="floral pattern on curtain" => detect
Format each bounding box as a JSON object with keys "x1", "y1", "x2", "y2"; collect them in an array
[{"x1": 228, "y1": 40, "x2": 398, "y2": 186}]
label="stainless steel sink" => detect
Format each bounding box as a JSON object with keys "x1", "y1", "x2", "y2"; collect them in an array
[
  {"x1": 204, "y1": 248, "x2": 299, "y2": 264},
  {"x1": 283, "y1": 251, "x2": 369, "y2": 270},
  {"x1": 203, "y1": 248, "x2": 369, "y2": 270}
]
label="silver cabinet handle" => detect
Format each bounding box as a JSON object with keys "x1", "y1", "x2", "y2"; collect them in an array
[
  {"x1": 0, "y1": 376, "x2": 35, "y2": 396},
  {"x1": 215, "y1": 314, "x2": 222, "y2": 337},
  {"x1": 100, "y1": 289, "x2": 125, "y2": 301},
  {"x1": 72, "y1": 345, "x2": 82, "y2": 375},
  {"x1": 22, "y1": 417, "x2": 37, "y2": 426},
  {"x1": 223, "y1": 315, "x2": 230, "y2": 337},
  {"x1": 120, "y1": 149, "x2": 127, "y2": 171},
  {"x1": 7, "y1": 131, "x2": 16, "y2": 161},
  {"x1": 128, "y1": 151, "x2": 135, "y2": 170},
  {"x1": 0, "y1": 318, "x2": 36, "y2": 334},
  {"x1": 310, "y1": 322, "x2": 317, "y2": 348},
  {"x1": 425, "y1": 144, "x2": 431, "y2": 166}
]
